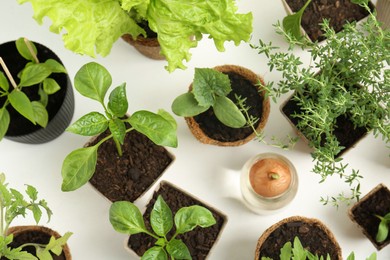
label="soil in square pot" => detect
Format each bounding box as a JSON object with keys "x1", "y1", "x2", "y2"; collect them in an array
[
  {"x1": 0, "y1": 40, "x2": 74, "y2": 144},
  {"x1": 128, "y1": 181, "x2": 227, "y2": 259},
  {"x1": 255, "y1": 216, "x2": 342, "y2": 259},
  {"x1": 87, "y1": 125, "x2": 174, "y2": 203},
  {"x1": 3, "y1": 226, "x2": 71, "y2": 260},
  {"x1": 283, "y1": 0, "x2": 374, "y2": 42},
  {"x1": 377, "y1": 0, "x2": 390, "y2": 29},
  {"x1": 349, "y1": 183, "x2": 390, "y2": 250},
  {"x1": 185, "y1": 65, "x2": 270, "y2": 146}
]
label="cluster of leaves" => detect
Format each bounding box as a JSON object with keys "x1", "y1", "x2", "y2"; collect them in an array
[
  {"x1": 0, "y1": 172, "x2": 71, "y2": 260},
  {"x1": 109, "y1": 195, "x2": 216, "y2": 260},
  {"x1": 18, "y1": 0, "x2": 253, "y2": 72},
  {"x1": 375, "y1": 212, "x2": 390, "y2": 243},
  {"x1": 0, "y1": 37, "x2": 67, "y2": 141},
  {"x1": 252, "y1": 1, "x2": 390, "y2": 207},
  {"x1": 61, "y1": 62, "x2": 178, "y2": 192}
]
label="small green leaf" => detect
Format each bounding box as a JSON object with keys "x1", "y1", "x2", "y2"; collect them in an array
[
  {"x1": 19, "y1": 63, "x2": 51, "y2": 87},
  {"x1": 31, "y1": 204, "x2": 43, "y2": 224},
  {"x1": 109, "y1": 118, "x2": 126, "y2": 145},
  {"x1": 292, "y1": 236, "x2": 306, "y2": 259},
  {"x1": 351, "y1": 0, "x2": 370, "y2": 5},
  {"x1": 0, "y1": 71, "x2": 9, "y2": 91},
  {"x1": 108, "y1": 83, "x2": 128, "y2": 117},
  {"x1": 66, "y1": 112, "x2": 108, "y2": 136},
  {"x1": 44, "y1": 59, "x2": 67, "y2": 74},
  {"x1": 280, "y1": 241, "x2": 292, "y2": 259},
  {"x1": 174, "y1": 205, "x2": 216, "y2": 235},
  {"x1": 151, "y1": 196, "x2": 173, "y2": 237},
  {"x1": 44, "y1": 232, "x2": 72, "y2": 256},
  {"x1": 171, "y1": 92, "x2": 209, "y2": 117},
  {"x1": 31, "y1": 101, "x2": 48, "y2": 128},
  {"x1": 74, "y1": 62, "x2": 112, "y2": 104},
  {"x1": 213, "y1": 96, "x2": 246, "y2": 128},
  {"x1": 25, "y1": 185, "x2": 38, "y2": 200},
  {"x1": 141, "y1": 246, "x2": 168, "y2": 260},
  {"x1": 109, "y1": 201, "x2": 148, "y2": 234},
  {"x1": 43, "y1": 78, "x2": 61, "y2": 95},
  {"x1": 38, "y1": 86, "x2": 48, "y2": 107},
  {"x1": 36, "y1": 247, "x2": 52, "y2": 260},
  {"x1": 376, "y1": 220, "x2": 389, "y2": 242},
  {"x1": 346, "y1": 252, "x2": 355, "y2": 260},
  {"x1": 166, "y1": 239, "x2": 191, "y2": 260},
  {"x1": 61, "y1": 146, "x2": 98, "y2": 191},
  {"x1": 0, "y1": 108, "x2": 10, "y2": 141},
  {"x1": 15, "y1": 37, "x2": 37, "y2": 62},
  {"x1": 8, "y1": 90, "x2": 36, "y2": 124},
  {"x1": 283, "y1": 0, "x2": 312, "y2": 39}
]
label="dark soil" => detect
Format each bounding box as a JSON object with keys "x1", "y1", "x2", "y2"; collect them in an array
[
  {"x1": 0, "y1": 41, "x2": 68, "y2": 136},
  {"x1": 128, "y1": 182, "x2": 227, "y2": 260},
  {"x1": 137, "y1": 19, "x2": 158, "y2": 38},
  {"x1": 88, "y1": 127, "x2": 174, "y2": 202},
  {"x1": 350, "y1": 185, "x2": 390, "y2": 249},
  {"x1": 285, "y1": 0, "x2": 373, "y2": 42},
  {"x1": 282, "y1": 97, "x2": 368, "y2": 157},
  {"x1": 258, "y1": 220, "x2": 341, "y2": 259},
  {"x1": 193, "y1": 71, "x2": 263, "y2": 142}
]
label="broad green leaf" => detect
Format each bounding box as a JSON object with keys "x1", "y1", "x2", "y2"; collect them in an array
[
  {"x1": 129, "y1": 110, "x2": 178, "y2": 148},
  {"x1": 141, "y1": 246, "x2": 168, "y2": 260},
  {"x1": 15, "y1": 37, "x2": 37, "y2": 62},
  {"x1": 43, "y1": 78, "x2": 61, "y2": 95},
  {"x1": 19, "y1": 63, "x2": 51, "y2": 87},
  {"x1": 166, "y1": 239, "x2": 191, "y2": 260},
  {"x1": 157, "y1": 109, "x2": 177, "y2": 130},
  {"x1": 174, "y1": 205, "x2": 216, "y2": 235},
  {"x1": 283, "y1": 0, "x2": 312, "y2": 39},
  {"x1": 171, "y1": 92, "x2": 209, "y2": 117},
  {"x1": 31, "y1": 101, "x2": 48, "y2": 128},
  {"x1": 0, "y1": 108, "x2": 10, "y2": 141},
  {"x1": 108, "y1": 83, "x2": 128, "y2": 117},
  {"x1": 109, "y1": 118, "x2": 126, "y2": 145},
  {"x1": 74, "y1": 62, "x2": 112, "y2": 104},
  {"x1": 38, "y1": 86, "x2": 48, "y2": 107},
  {"x1": 61, "y1": 146, "x2": 98, "y2": 191},
  {"x1": 0, "y1": 71, "x2": 9, "y2": 91},
  {"x1": 44, "y1": 59, "x2": 67, "y2": 74},
  {"x1": 151, "y1": 196, "x2": 173, "y2": 237},
  {"x1": 376, "y1": 220, "x2": 389, "y2": 242},
  {"x1": 66, "y1": 112, "x2": 108, "y2": 136},
  {"x1": 213, "y1": 96, "x2": 246, "y2": 128},
  {"x1": 109, "y1": 201, "x2": 148, "y2": 234},
  {"x1": 8, "y1": 90, "x2": 36, "y2": 124}
]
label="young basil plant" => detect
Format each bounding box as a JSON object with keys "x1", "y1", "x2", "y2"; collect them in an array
[
  {"x1": 0, "y1": 172, "x2": 72, "y2": 260},
  {"x1": 171, "y1": 68, "x2": 246, "y2": 128},
  {"x1": 282, "y1": 0, "x2": 312, "y2": 39},
  {"x1": 109, "y1": 195, "x2": 216, "y2": 260},
  {"x1": 0, "y1": 37, "x2": 67, "y2": 141},
  {"x1": 375, "y1": 212, "x2": 390, "y2": 243},
  {"x1": 61, "y1": 62, "x2": 178, "y2": 192}
]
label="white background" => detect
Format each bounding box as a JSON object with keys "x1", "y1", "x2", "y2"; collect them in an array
[{"x1": 0, "y1": 0, "x2": 389, "y2": 259}]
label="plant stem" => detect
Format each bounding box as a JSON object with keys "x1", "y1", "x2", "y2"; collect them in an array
[
  {"x1": 0, "y1": 57, "x2": 18, "y2": 90},
  {"x1": 24, "y1": 37, "x2": 39, "y2": 63}
]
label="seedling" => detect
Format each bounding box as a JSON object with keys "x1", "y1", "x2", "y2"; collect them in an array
[
  {"x1": 0, "y1": 172, "x2": 71, "y2": 260},
  {"x1": 0, "y1": 37, "x2": 67, "y2": 141},
  {"x1": 109, "y1": 195, "x2": 216, "y2": 260},
  {"x1": 375, "y1": 212, "x2": 390, "y2": 243},
  {"x1": 282, "y1": 0, "x2": 312, "y2": 39},
  {"x1": 61, "y1": 62, "x2": 178, "y2": 192}
]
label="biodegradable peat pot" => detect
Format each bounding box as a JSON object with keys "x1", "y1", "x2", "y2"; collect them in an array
[
  {"x1": 377, "y1": 0, "x2": 390, "y2": 29},
  {"x1": 86, "y1": 126, "x2": 175, "y2": 203},
  {"x1": 349, "y1": 183, "x2": 390, "y2": 250},
  {"x1": 185, "y1": 65, "x2": 270, "y2": 146},
  {"x1": 126, "y1": 181, "x2": 227, "y2": 259},
  {"x1": 5, "y1": 226, "x2": 71, "y2": 260},
  {"x1": 0, "y1": 40, "x2": 74, "y2": 144},
  {"x1": 255, "y1": 216, "x2": 342, "y2": 259},
  {"x1": 121, "y1": 34, "x2": 165, "y2": 60},
  {"x1": 281, "y1": 0, "x2": 374, "y2": 42}
]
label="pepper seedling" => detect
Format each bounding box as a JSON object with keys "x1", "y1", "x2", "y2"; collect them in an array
[
  {"x1": 375, "y1": 212, "x2": 390, "y2": 243},
  {"x1": 109, "y1": 195, "x2": 216, "y2": 260}
]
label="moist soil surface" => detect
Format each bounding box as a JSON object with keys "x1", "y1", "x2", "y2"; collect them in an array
[
  {"x1": 193, "y1": 71, "x2": 263, "y2": 143},
  {"x1": 88, "y1": 127, "x2": 174, "y2": 202},
  {"x1": 258, "y1": 220, "x2": 341, "y2": 259},
  {"x1": 128, "y1": 182, "x2": 227, "y2": 260},
  {"x1": 350, "y1": 185, "x2": 390, "y2": 248},
  {"x1": 282, "y1": 98, "x2": 368, "y2": 157},
  {"x1": 285, "y1": 0, "x2": 373, "y2": 42},
  {"x1": 0, "y1": 41, "x2": 68, "y2": 136}
]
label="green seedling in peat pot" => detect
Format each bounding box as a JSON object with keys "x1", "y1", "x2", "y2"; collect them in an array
[
  {"x1": 61, "y1": 62, "x2": 178, "y2": 192},
  {"x1": 0, "y1": 172, "x2": 72, "y2": 260},
  {"x1": 171, "y1": 68, "x2": 246, "y2": 128},
  {"x1": 0, "y1": 37, "x2": 67, "y2": 141},
  {"x1": 109, "y1": 195, "x2": 216, "y2": 260},
  {"x1": 375, "y1": 212, "x2": 390, "y2": 242}
]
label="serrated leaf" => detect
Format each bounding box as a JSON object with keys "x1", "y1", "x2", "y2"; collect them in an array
[
  {"x1": 109, "y1": 118, "x2": 126, "y2": 145},
  {"x1": 19, "y1": 63, "x2": 51, "y2": 87},
  {"x1": 108, "y1": 83, "x2": 128, "y2": 117},
  {"x1": 0, "y1": 108, "x2": 10, "y2": 141},
  {"x1": 8, "y1": 90, "x2": 36, "y2": 124},
  {"x1": 44, "y1": 232, "x2": 72, "y2": 256},
  {"x1": 25, "y1": 185, "x2": 38, "y2": 200},
  {"x1": 109, "y1": 201, "x2": 148, "y2": 234},
  {"x1": 280, "y1": 241, "x2": 292, "y2": 259},
  {"x1": 151, "y1": 196, "x2": 173, "y2": 237},
  {"x1": 0, "y1": 71, "x2": 9, "y2": 91},
  {"x1": 31, "y1": 204, "x2": 43, "y2": 224},
  {"x1": 15, "y1": 37, "x2": 37, "y2": 62},
  {"x1": 282, "y1": 0, "x2": 312, "y2": 39},
  {"x1": 66, "y1": 112, "x2": 108, "y2": 136},
  {"x1": 166, "y1": 239, "x2": 191, "y2": 260},
  {"x1": 174, "y1": 205, "x2": 216, "y2": 235},
  {"x1": 213, "y1": 96, "x2": 246, "y2": 128},
  {"x1": 31, "y1": 101, "x2": 48, "y2": 128},
  {"x1": 171, "y1": 92, "x2": 209, "y2": 117},
  {"x1": 36, "y1": 247, "x2": 52, "y2": 260},
  {"x1": 141, "y1": 246, "x2": 168, "y2": 260},
  {"x1": 44, "y1": 59, "x2": 67, "y2": 74},
  {"x1": 61, "y1": 146, "x2": 98, "y2": 191},
  {"x1": 43, "y1": 78, "x2": 61, "y2": 95}
]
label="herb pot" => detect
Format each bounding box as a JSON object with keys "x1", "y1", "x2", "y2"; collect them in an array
[
  {"x1": 377, "y1": 0, "x2": 390, "y2": 29},
  {"x1": 185, "y1": 64, "x2": 270, "y2": 146},
  {"x1": 126, "y1": 181, "x2": 228, "y2": 259},
  {"x1": 0, "y1": 40, "x2": 74, "y2": 144},
  {"x1": 240, "y1": 152, "x2": 298, "y2": 214},
  {"x1": 255, "y1": 216, "x2": 342, "y2": 260},
  {"x1": 121, "y1": 34, "x2": 165, "y2": 60},
  {"x1": 349, "y1": 183, "x2": 390, "y2": 250},
  {"x1": 6, "y1": 226, "x2": 72, "y2": 260}
]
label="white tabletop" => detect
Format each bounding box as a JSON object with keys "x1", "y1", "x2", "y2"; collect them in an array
[{"x1": 0, "y1": 0, "x2": 389, "y2": 259}]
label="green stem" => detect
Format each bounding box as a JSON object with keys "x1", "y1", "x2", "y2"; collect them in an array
[{"x1": 95, "y1": 125, "x2": 135, "y2": 156}]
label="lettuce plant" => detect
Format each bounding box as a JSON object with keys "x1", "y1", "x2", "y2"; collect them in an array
[
  {"x1": 18, "y1": 0, "x2": 253, "y2": 72},
  {"x1": 109, "y1": 195, "x2": 216, "y2": 260}
]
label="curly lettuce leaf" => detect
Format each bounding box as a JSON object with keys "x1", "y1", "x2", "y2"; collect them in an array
[
  {"x1": 18, "y1": 0, "x2": 145, "y2": 57},
  {"x1": 147, "y1": 0, "x2": 253, "y2": 72}
]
